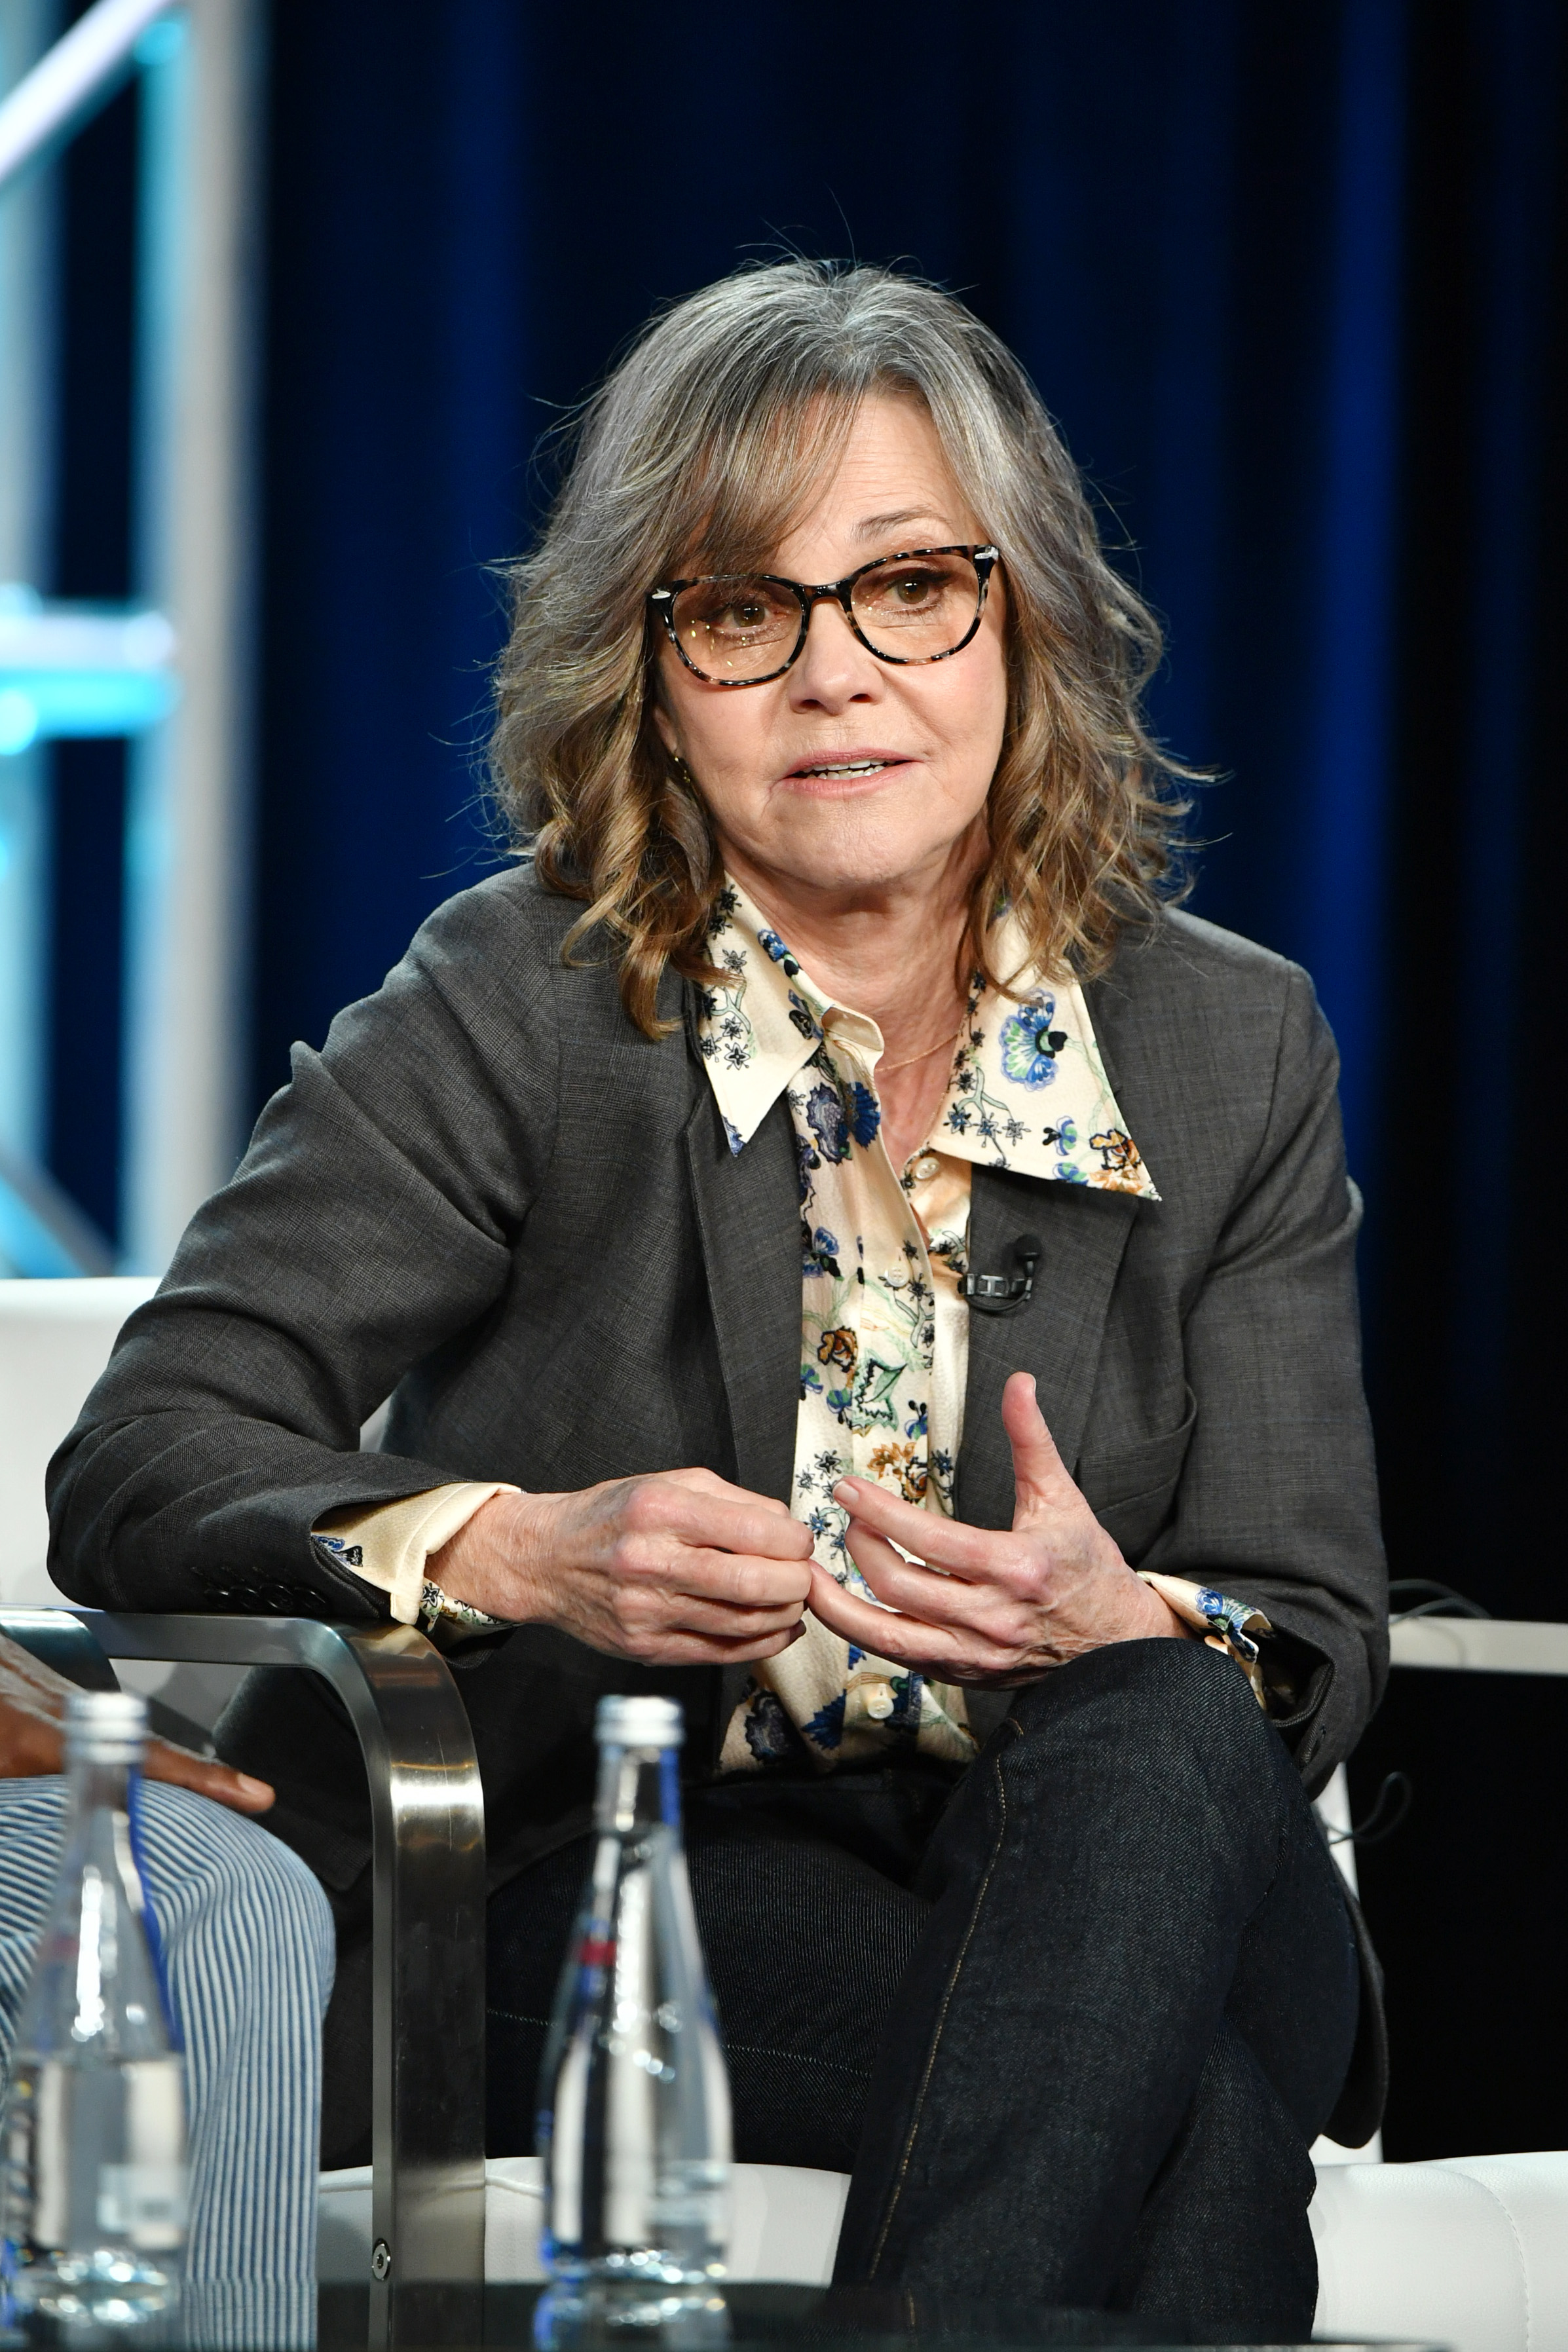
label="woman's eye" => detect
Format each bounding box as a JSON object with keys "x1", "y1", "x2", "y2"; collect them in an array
[
  {"x1": 870, "y1": 569, "x2": 942, "y2": 608},
  {"x1": 684, "y1": 588, "x2": 785, "y2": 638}
]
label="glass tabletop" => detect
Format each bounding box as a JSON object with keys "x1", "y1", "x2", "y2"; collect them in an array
[
  {"x1": 3, "y1": 2282, "x2": 1450, "y2": 2352},
  {"x1": 312, "y1": 2281, "x2": 1446, "y2": 2352}
]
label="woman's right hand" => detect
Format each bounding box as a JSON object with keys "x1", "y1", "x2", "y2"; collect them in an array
[{"x1": 428, "y1": 1471, "x2": 814, "y2": 1666}]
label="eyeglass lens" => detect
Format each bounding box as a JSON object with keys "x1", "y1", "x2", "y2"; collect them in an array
[{"x1": 667, "y1": 550, "x2": 982, "y2": 682}]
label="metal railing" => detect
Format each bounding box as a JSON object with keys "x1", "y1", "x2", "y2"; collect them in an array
[
  {"x1": 0, "y1": 0, "x2": 259, "y2": 1275},
  {"x1": 0, "y1": 0, "x2": 176, "y2": 186}
]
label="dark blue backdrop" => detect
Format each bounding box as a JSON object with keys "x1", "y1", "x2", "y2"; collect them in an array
[{"x1": 45, "y1": 0, "x2": 1568, "y2": 2159}]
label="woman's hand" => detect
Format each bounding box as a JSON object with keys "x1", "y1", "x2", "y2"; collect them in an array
[
  {"x1": 0, "y1": 1633, "x2": 274, "y2": 1814},
  {"x1": 430, "y1": 1470, "x2": 814, "y2": 1666},
  {"x1": 808, "y1": 1371, "x2": 1185, "y2": 1684}
]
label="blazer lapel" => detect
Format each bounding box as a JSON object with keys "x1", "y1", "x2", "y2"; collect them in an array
[
  {"x1": 955, "y1": 1167, "x2": 1142, "y2": 1529},
  {"x1": 682, "y1": 1083, "x2": 802, "y2": 1510}
]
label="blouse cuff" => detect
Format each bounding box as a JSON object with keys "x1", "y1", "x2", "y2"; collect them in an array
[
  {"x1": 1137, "y1": 1571, "x2": 1274, "y2": 1708},
  {"x1": 311, "y1": 1482, "x2": 517, "y2": 1626}
]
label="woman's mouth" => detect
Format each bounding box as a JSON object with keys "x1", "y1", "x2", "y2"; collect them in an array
[{"x1": 787, "y1": 752, "x2": 911, "y2": 782}]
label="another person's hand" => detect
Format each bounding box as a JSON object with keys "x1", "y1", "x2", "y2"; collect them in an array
[
  {"x1": 808, "y1": 1371, "x2": 1185, "y2": 1685},
  {"x1": 430, "y1": 1469, "x2": 814, "y2": 1666},
  {"x1": 0, "y1": 1632, "x2": 274, "y2": 1813}
]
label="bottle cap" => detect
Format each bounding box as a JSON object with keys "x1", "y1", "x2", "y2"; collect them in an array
[
  {"x1": 65, "y1": 1687, "x2": 148, "y2": 1767},
  {"x1": 595, "y1": 1694, "x2": 684, "y2": 1748}
]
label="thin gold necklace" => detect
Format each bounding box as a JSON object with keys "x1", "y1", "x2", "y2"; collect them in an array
[{"x1": 878, "y1": 1022, "x2": 965, "y2": 1077}]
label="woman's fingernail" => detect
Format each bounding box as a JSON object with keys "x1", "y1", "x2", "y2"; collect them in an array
[
  {"x1": 236, "y1": 1776, "x2": 271, "y2": 1800},
  {"x1": 832, "y1": 1480, "x2": 857, "y2": 1503}
]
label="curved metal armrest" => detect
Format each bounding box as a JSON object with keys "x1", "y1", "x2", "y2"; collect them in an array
[{"x1": 0, "y1": 1607, "x2": 485, "y2": 2294}]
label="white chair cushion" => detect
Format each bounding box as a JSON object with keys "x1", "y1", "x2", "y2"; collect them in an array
[
  {"x1": 322, "y1": 2149, "x2": 1568, "y2": 2352},
  {"x1": 1309, "y1": 2151, "x2": 1568, "y2": 2352},
  {"x1": 317, "y1": 2157, "x2": 849, "y2": 2287}
]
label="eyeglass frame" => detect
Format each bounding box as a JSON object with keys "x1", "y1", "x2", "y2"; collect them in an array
[{"x1": 648, "y1": 544, "x2": 1001, "y2": 688}]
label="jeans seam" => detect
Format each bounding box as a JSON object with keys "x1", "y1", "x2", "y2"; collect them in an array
[
  {"x1": 722, "y1": 2042, "x2": 876, "y2": 2081},
  {"x1": 866, "y1": 1742, "x2": 1011, "y2": 2278}
]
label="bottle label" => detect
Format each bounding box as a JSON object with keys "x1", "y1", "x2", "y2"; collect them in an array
[{"x1": 96, "y1": 2163, "x2": 188, "y2": 2249}]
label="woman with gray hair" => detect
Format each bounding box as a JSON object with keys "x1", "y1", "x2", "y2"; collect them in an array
[{"x1": 50, "y1": 261, "x2": 1385, "y2": 2336}]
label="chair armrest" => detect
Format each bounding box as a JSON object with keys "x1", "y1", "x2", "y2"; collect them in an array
[
  {"x1": 0, "y1": 1605, "x2": 119, "y2": 1691},
  {"x1": 0, "y1": 1607, "x2": 485, "y2": 2292},
  {"x1": 1389, "y1": 1618, "x2": 1568, "y2": 1675}
]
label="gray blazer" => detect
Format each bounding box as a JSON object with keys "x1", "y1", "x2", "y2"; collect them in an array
[{"x1": 48, "y1": 866, "x2": 1387, "y2": 1897}]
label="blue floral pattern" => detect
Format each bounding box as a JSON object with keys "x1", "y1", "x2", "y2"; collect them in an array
[{"x1": 998, "y1": 997, "x2": 1069, "y2": 1087}]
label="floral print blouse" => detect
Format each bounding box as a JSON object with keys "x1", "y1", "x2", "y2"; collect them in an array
[{"x1": 695, "y1": 880, "x2": 1159, "y2": 1776}]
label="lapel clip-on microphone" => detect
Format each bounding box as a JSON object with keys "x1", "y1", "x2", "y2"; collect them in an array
[{"x1": 960, "y1": 1233, "x2": 1043, "y2": 1317}]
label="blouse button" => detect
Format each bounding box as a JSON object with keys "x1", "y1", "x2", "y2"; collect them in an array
[
  {"x1": 865, "y1": 1682, "x2": 895, "y2": 1721},
  {"x1": 912, "y1": 1154, "x2": 941, "y2": 1182}
]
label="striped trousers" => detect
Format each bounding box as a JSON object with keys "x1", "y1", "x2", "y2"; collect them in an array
[{"x1": 0, "y1": 1778, "x2": 335, "y2": 2290}]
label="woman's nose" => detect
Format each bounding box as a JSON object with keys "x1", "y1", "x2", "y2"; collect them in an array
[{"x1": 787, "y1": 595, "x2": 882, "y2": 708}]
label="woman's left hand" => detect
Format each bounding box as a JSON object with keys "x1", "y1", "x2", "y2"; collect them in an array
[{"x1": 808, "y1": 1371, "x2": 1185, "y2": 1684}]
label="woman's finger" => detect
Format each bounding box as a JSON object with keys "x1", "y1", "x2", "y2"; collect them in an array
[
  {"x1": 141, "y1": 1740, "x2": 276, "y2": 1815},
  {"x1": 831, "y1": 1478, "x2": 999, "y2": 1576},
  {"x1": 843, "y1": 1522, "x2": 1007, "y2": 1633},
  {"x1": 662, "y1": 1468, "x2": 799, "y2": 1519},
  {"x1": 806, "y1": 1563, "x2": 966, "y2": 1671},
  {"x1": 1000, "y1": 1372, "x2": 1077, "y2": 1520},
  {"x1": 665, "y1": 1547, "x2": 814, "y2": 1609},
  {"x1": 607, "y1": 1624, "x2": 805, "y2": 1670},
  {"x1": 656, "y1": 1596, "x2": 807, "y2": 1639},
  {"x1": 643, "y1": 1488, "x2": 815, "y2": 1565}
]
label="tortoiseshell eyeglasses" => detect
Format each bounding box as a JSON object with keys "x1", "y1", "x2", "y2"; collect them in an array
[{"x1": 648, "y1": 544, "x2": 1000, "y2": 687}]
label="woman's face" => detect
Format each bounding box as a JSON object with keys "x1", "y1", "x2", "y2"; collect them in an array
[{"x1": 651, "y1": 392, "x2": 1008, "y2": 904}]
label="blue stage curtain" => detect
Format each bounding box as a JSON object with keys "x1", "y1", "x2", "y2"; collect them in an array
[{"x1": 247, "y1": 0, "x2": 1567, "y2": 2157}]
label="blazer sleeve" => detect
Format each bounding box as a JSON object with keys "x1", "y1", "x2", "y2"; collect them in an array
[
  {"x1": 1137, "y1": 961, "x2": 1389, "y2": 1787},
  {"x1": 47, "y1": 874, "x2": 561, "y2": 1620}
]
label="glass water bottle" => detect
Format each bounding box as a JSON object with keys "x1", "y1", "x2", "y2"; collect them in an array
[
  {"x1": 1, "y1": 1690, "x2": 187, "y2": 2332},
  {"x1": 537, "y1": 1695, "x2": 732, "y2": 2303}
]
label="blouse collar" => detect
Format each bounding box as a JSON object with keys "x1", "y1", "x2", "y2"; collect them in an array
[{"x1": 694, "y1": 878, "x2": 1158, "y2": 1200}]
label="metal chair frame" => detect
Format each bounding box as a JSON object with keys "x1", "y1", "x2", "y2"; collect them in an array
[{"x1": 0, "y1": 1605, "x2": 487, "y2": 2313}]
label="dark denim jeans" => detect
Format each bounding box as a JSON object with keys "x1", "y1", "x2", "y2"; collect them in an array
[{"x1": 485, "y1": 1637, "x2": 1360, "y2": 2341}]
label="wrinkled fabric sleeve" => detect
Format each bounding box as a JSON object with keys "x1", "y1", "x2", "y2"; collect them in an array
[
  {"x1": 1137, "y1": 962, "x2": 1388, "y2": 1786},
  {"x1": 312, "y1": 1482, "x2": 515, "y2": 1624},
  {"x1": 47, "y1": 875, "x2": 560, "y2": 1619}
]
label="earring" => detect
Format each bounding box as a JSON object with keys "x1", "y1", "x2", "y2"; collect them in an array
[{"x1": 669, "y1": 749, "x2": 697, "y2": 788}]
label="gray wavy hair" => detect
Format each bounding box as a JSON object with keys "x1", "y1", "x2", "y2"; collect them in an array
[{"x1": 491, "y1": 259, "x2": 1189, "y2": 1036}]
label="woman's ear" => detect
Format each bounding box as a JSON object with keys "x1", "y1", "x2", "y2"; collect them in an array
[{"x1": 650, "y1": 697, "x2": 679, "y2": 760}]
